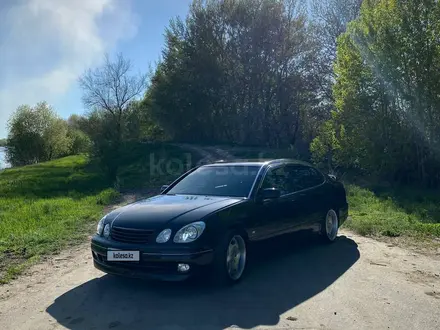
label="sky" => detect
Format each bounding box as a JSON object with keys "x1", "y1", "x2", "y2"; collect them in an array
[{"x1": 0, "y1": 0, "x2": 192, "y2": 138}]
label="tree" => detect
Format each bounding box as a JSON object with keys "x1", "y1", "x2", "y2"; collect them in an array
[
  {"x1": 6, "y1": 102, "x2": 72, "y2": 166},
  {"x1": 79, "y1": 54, "x2": 148, "y2": 179},
  {"x1": 307, "y1": 0, "x2": 363, "y2": 127},
  {"x1": 66, "y1": 114, "x2": 91, "y2": 154},
  {"x1": 78, "y1": 109, "x2": 122, "y2": 177},
  {"x1": 312, "y1": 0, "x2": 440, "y2": 186},
  {"x1": 148, "y1": 0, "x2": 317, "y2": 149},
  {"x1": 310, "y1": 0, "x2": 363, "y2": 64},
  {"x1": 125, "y1": 99, "x2": 168, "y2": 142}
]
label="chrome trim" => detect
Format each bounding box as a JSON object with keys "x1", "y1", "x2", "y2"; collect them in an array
[
  {"x1": 247, "y1": 161, "x2": 272, "y2": 199},
  {"x1": 111, "y1": 226, "x2": 154, "y2": 232},
  {"x1": 252, "y1": 163, "x2": 283, "y2": 200},
  {"x1": 279, "y1": 182, "x2": 326, "y2": 198}
]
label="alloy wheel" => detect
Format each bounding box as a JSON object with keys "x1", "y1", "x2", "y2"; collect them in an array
[
  {"x1": 226, "y1": 235, "x2": 246, "y2": 281},
  {"x1": 325, "y1": 209, "x2": 339, "y2": 241}
]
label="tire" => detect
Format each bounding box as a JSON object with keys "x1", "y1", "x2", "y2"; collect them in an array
[
  {"x1": 211, "y1": 230, "x2": 247, "y2": 285},
  {"x1": 320, "y1": 209, "x2": 339, "y2": 243}
]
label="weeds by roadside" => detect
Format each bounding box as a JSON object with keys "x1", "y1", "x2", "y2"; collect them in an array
[
  {"x1": 0, "y1": 155, "x2": 120, "y2": 283},
  {"x1": 344, "y1": 185, "x2": 440, "y2": 238}
]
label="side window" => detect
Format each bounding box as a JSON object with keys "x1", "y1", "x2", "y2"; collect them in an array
[
  {"x1": 286, "y1": 165, "x2": 324, "y2": 191},
  {"x1": 307, "y1": 168, "x2": 325, "y2": 187},
  {"x1": 261, "y1": 166, "x2": 292, "y2": 195}
]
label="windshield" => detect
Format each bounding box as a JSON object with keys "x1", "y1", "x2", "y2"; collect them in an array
[{"x1": 167, "y1": 165, "x2": 261, "y2": 198}]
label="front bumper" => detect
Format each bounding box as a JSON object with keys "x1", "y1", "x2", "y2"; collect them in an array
[{"x1": 91, "y1": 235, "x2": 214, "y2": 281}]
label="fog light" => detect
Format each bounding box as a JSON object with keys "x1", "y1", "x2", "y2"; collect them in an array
[{"x1": 177, "y1": 263, "x2": 190, "y2": 273}]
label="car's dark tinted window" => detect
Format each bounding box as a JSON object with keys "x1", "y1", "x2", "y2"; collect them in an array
[
  {"x1": 285, "y1": 165, "x2": 324, "y2": 191},
  {"x1": 261, "y1": 166, "x2": 293, "y2": 195},
  {"x1": 167, "y1": 165, "x2": 260, "y2": 197}
]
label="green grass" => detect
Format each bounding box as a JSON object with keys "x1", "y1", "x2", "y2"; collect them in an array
[
  {"x1": 0, "y1": 143, "x2": 199, "y2": 283},
  {"x1": 345, "y1": 184, "x2": 440, "y2": 238},
  {"x1": 0, "y1": 155, "x2": 121, "y2": 283}
]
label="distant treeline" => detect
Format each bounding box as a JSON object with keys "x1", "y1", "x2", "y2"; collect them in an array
[
  {"x1": 4, "y1": 0, "x2": 440, "y2": 187},
  {"x1": 0, "y1": 139, "x2": 6, "y2": 147}
]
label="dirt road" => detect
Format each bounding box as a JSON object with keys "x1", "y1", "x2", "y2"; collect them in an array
[{"x1": 0, "y1": 230, "x2": 439, "y2": 330}]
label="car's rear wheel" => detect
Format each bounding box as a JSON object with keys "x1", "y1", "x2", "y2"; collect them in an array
[
  {"x1": 212, "y1": 231, "x2": 247, "y2": 284},
  {"x1": 321, "y1": 209, "x2": 339, "y2": 243}
]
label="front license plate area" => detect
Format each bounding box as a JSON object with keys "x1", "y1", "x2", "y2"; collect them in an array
[{"x1": 107, "y1": 250, "x2": 140, "y2": 262}]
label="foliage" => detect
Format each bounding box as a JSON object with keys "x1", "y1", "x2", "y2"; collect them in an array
[
  {"x1": 137, "y1": 96, "x2": 169, "y2": 142},
  {"x1": 148, "y1": 0, "x2": 320, "y2": 148},
  {"x1": 75, "y1": 106, "x2": 165, "y2": 181},
  {"x1": 0, "y1": 139, "x2": 6, "y2": 147},
  {"x1": 67, "y1": 128, "x2": 91, "y2": 155},
  {"x1": 77, "y1": 109, "x2": 124, "y2": 180},
  {"x1": 116, "y1": 142, "x2": 201, "y2": 190},
  {"x1": 6, "y1": 102, "x2": 73, "y2": 166},
  {"x1": 308, "y1": 0, "x2": 363, "y2": 125},
  {"x1": 312, "y1": 0, "x2": 440, "y2": 186},
  {"x1": 66, "y1": 114, "x2": 92, "y2": 154},
  {"x1": 79, "y1": 54, "x2": 149, "y2": 180}
]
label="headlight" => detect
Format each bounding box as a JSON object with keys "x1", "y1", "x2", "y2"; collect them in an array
[
  {"x1": 103, "y1": 224, "x2": 111, "y2": 238},
  {"x1": 174, "y1": 222, "x2": 206, "y2": 243},
  {"x1": 156, "y1": 229, "x2": 172, "y2": 243},
  {"x1": 97, "y1": 216, "x2": 106, "y2": 235}
]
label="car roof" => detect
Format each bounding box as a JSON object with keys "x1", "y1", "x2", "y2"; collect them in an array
[{"x1": 202, "y1": 159, "x2": 313, "y2": 167}]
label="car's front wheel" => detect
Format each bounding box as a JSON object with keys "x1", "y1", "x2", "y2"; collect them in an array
[
  {"x1": 321, "y1": 209, "x2": 339, "y2": 243},
  {"x1": 212, "y1": 231, "x2": 247, "y2": 284}
]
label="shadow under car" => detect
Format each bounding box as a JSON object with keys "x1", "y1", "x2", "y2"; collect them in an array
[{"x1": 47, "y1": 233, "x2": 360, "y2": 330}]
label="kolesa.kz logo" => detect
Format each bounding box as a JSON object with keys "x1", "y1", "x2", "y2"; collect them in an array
[{"x1": 113, "y1": 252, "x2": 134, "y2": 259}]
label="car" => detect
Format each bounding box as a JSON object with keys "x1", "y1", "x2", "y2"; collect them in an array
[{"x1": 91, "y1": 159, "x2": 348, "y2": 284}]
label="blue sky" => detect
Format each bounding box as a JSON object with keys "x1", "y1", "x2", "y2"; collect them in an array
[{"x1": 0, "y1": 0, "x2": 192, "y2": 138}]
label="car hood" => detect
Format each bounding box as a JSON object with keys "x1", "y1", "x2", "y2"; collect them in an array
[{"x1": 108, "y1": 194, "x2": 242, "y2": 229}]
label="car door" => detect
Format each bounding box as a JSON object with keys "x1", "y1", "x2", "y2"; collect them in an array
[
  {"x1": 249, "y1": 165, "x2": 299, "y2": 240},
  {"x1": 301, "y1": 167, "x2": 327, "y2": 224},
  {"x1": 285, "y1": 165, "x2": 326, "y2": 229}
]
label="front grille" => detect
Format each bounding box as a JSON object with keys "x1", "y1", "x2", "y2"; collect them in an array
[{"x1": 111, "y1": 226, "x2": 155, "y2": 244}]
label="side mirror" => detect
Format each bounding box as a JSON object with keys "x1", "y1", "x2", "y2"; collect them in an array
[
  {"x1": 328, "y1": 174, "x2": 337, "y2": 180},
  {"x1": 259, "y1": 188, "x2": 281, "y2": 201},
  {"x1": 160, "y1": 185, "x2": 169, "y2": 193}
]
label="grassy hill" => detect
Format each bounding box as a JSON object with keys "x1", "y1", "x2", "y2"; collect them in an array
[
  {"x1": 0, "y1": 155, "x2": 118, "y2": 283},
  {"x1": 0, "y1": 143, "x2": 199, "y2": 283}
]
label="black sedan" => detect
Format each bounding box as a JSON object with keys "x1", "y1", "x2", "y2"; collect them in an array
[{"x1": 91, "y1": 159, "x2": 348, "y2": 284}]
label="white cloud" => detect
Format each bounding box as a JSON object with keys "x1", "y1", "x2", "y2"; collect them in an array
[{"x1": 0, "y1": 0, "x2": 138, "y2": 136}]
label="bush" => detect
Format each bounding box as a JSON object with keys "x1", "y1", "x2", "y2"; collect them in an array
[
  {"x1": 68, "y1": 129, "x2": 91, "y2": 155},
  {"x1": 96, "y1": 189, "x2": 121, "y2": 205},
  {"x1": 6, "y1": 102, "x2": 73, "y2": 166}
]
